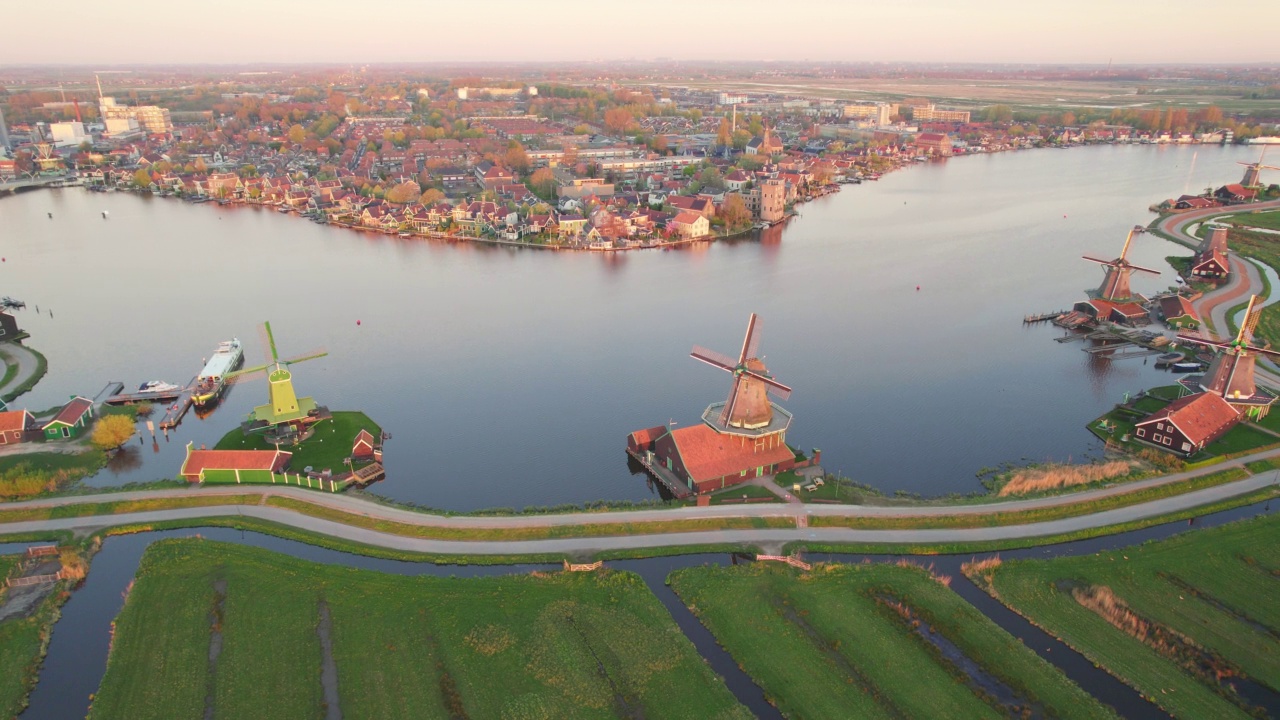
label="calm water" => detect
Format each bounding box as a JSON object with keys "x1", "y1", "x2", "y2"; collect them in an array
[{"x1": 0, "y1": 144, "x2": 1258, "y2": 509}]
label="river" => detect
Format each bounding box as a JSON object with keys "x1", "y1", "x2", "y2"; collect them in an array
[{"x1": 0, "y1": 144, "x2": 1261, "y2": 510}]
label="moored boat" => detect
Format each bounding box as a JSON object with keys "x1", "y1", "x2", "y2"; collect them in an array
[
  {"x1": 192, "y1": 339, "x2": 244, "y2": 407},
  {"x1": 1171, "y1": 362, "x2": 1204, "y2": 373}
]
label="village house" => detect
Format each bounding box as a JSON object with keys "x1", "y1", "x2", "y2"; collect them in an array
[
  {"x1": 180, "y1": 443, "x2": 293, "y2": 482},
  {"x1": 1215, "y1": 184, "x2": 1258, "y2": 204},
  {"x1": 915, "y1": 132, "x2": 953, "y2": 157},
  {"x1": 42, "y1": 396, "x2": 95, "y2": 440},
  {"x1": 1133, "y1": 392, "x2": 1240, "y2": 456},
  {"x1": 669, "y1": 210, "x2": 710, "y2": 238},
  {"x1": 1190, "y1": 227, "x2": 1231, "y2": 280},
  {"x1": 0, "y1": 311, "x2": 22, "y2": 339},
  {"x1": 1157, "y1": 295, "x2": 1200, "y2": 330},
  {"x1": 667, "y1": 195, "x2": 716, "y2": 218},
  {"x1": 0, "y1": 409, "x2": 35, "y2": 444}
]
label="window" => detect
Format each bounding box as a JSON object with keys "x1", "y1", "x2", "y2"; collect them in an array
[
  {"x1": 1182, "y1": 442, "x2": 1192, "y2": 452},
  {"x1": 1136, "y1": 428, "x2": 1146, "y2": 437},
  {"x1": 1153, "y1": 433, "x2": 1162, "y2": 443},
  {"x1": 1156, "y1": 423, "x2": 1164, "y2": 431},
  {"x1": 1164, "y1": 436, "x2": 1172, "y2": 446}
]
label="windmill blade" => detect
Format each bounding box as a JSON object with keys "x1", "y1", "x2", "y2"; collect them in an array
[
  {"x1": 263, "y1": 321, "x2": 280, "y2": 362},
  {"x1": 1128, "y1": 263, "x2": 1162, "y2": 276},
  {"x1": 282, "y1": 350, "x2": 328, "y2": 366},
  {"x1": 719, "y1": 374, "x2": 743, "y2": 426},
  {"x1": 740, "y1": 313, "x2": 761, "y2": 363},
  {"x1": 1252, "y1": 346, "x2": 1280, "y2": 360},
  {"x1": 1176, "y1": 334, "x2": 1232, "y2": 350},
  {"x1": 257, "y1": 323, "x2": 275, "y2": 366},
  {"x1": 1239, "y1": 296, "x2": 1262, "y2": 345},
  {"x1": 742, "y1": 369, "x2": 792, "y2": 400},
  {"x1": 1082, "y1": 255, "x2": 1118, "y2": 266},
  {"x1": 1260, "y1": 165, "x2": 1280, "y2": 171},
  {"x1": 1118, "y1": 228, "x2": 1136, "y2": 262},
  {"x1": 226, "y1": 366, "x2": 268, "y2": 385},
  {"x1": 691, "y1": 346, "x2": 738, "y2": 372}
]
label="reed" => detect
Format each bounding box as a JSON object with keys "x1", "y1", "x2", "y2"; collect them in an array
[{"x1": 998, "y1": 460, "x2": 1133, "y2": 496}]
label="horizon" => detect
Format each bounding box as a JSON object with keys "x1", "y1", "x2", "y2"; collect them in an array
[{"x1": 4, "y1": 0, "x2": 1279, "y2": 66}]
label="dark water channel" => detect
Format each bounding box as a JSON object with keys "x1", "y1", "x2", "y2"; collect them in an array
[
  {"x1": 1, "y1": 145, "x2": 1262, "y2": 510},
  {"x1": 12, "y1": 498, "x2": 1277, "y2": 719}
]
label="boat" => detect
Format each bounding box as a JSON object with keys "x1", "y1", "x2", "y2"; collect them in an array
[
  {"x1": 138, "y1": 380, "x2": 182, "y2": 394},
  {"x1": 1171, "y1": 362, "x2": 1204, "y2": 373},
  {"x1": 1154, "y1": 352, "x2": 1185, "y2": 368},
  {"x1": 191, "y1": 338, "x2": 244, "y2": 407},
  {"x1": 397, "y1": 232, "x2": 412, "y2": 238}
]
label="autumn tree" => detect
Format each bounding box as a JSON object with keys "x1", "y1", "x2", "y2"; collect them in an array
[
  {"x1": 698, "y1": 167, "x2": 725, "y2": 191},
  {"x1": 720, "y1": 194, "x2": 751, "y2": 228},
  {"x1": 193, "y1": 158, "x2": 208, "y2": 173},
  {"x1": 133, "y1": 168, "x2": 152, "y2": 188},
  {"x1": 505, "y1": 143, "x2": 530, "y2": 174},
  {"x1": 528, "y1": 167, "x2": 557, "y2": 199},
  {"x1": 91, "y1": 415, "x2": 136, "y2": 450},
  {"x1": 716, "y1": 117, "x2": 732, "y2": 147},
  {"x1": 287, "y1": 124, "x2": 306, "y2": 144},
  {"x1": 385, "y1": 181, "x2": 421, "y2": 204},
  {"x1": 419, "y1": 188, "x2": 445, "y2": 206},
  {"x1": 603, "y1": 108, "x2": 633, "y2": 135}
]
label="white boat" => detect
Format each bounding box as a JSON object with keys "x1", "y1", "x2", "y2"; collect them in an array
[{"x1": 138, "y1": 380, "x2": 182, "y2": 394}]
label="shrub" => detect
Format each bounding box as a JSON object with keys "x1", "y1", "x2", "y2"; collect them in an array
[{"x1": 91, "y1": 414, "x2": 136, "y2": 450}]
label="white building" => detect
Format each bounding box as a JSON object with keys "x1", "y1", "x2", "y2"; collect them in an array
[
  {"x1": 99, "y1": 97, "x2": 172, "y2": 134},
  {"x1": 49, "y1": 122, "x2": 88, "y2": 147},
  {"x1": 718, "y1": 93, "x2": 749, "y2": 105}
]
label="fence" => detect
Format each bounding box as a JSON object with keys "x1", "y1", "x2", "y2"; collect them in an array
[
  {"x1": 562, "y1": 560, "x2": 604, "y2": 573},
  {"x1": 26, "y1": 545, "x2": 58, "y2": 558},
  {"x1": 201, "y1": 468, "x2": 345, "y2": 492},
  {"x1": 6, "y1": 569, "x2": 69, "y2": 588}
]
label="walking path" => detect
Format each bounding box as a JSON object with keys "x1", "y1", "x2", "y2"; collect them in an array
[
  {"x1": 1, "y1": 443, "x2": 1278, "y2": 555},
  {"x1": 0, "y1": 342, "x2": 41, "y2": 401}
]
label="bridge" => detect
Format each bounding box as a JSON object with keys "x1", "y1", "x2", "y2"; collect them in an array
[{"x1": 0, "y1": 174, "x2": 78, "y2": 197}]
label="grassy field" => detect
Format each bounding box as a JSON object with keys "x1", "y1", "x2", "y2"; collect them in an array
[
  {"x1": 986, "y1": 514, "x2": 1280, "y2": 719},
  {"x1": 214, "y1": 411, "x2": 382, "y2": 473},
  {"x1": 0, "y1": 450, "x2": 110, "y2": 500},
  {"x1": 669, "y1": 562, "x2": 1114, "y2": 719},
  {"x1": 90, "y1": 538, "x2": 750, "y2": 720},
  {"x1": 1230, "y1": 210, "x2": 1280, "y2": 232},
  {"x1": 0, "y1": 556, "x2": 67, "y2": 719}
]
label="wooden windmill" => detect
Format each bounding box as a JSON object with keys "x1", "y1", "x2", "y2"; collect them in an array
[
  {"x1": 227, "y1": 322, "x2": 328, "y2": 436},
  {"x1": 1177, "y1": 295, "x2": 1280, "y2": 417},
  {"x1": 691, "y1": 313, "x2": 792, "y2": 432},
  {"x1": 1083, "y1": 226, "x2": 1160, "y2": 302},
  {"x1": 1238, "y1": 147, "x2": 1279, "y2": 188}
]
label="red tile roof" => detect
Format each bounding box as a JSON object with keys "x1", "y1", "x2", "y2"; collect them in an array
[
  {"x1": 1159, "y1": 295, "x2": 1199, "y2": 320},
  {"x1": 668, "y1": 424, "x2": 794, "y2": 483},
  {"x1": 46, "y1": 397, "x2": 93, "y2": 428},
  {"x1": 1138, "y1": 392, "x2": 1240, "y2": 447},
  {"x1": 0, "y1": 410, "x2": 33, "y2": 433},
  {"x1": 671, "y1": 210, "x2": 703, "y2": 226},
  {"x1": 628, "y1": 425, "x2": 666, "y2": 448},
  {"x1": 181, "y1": 447, "x2": 292, "y2": 479}
]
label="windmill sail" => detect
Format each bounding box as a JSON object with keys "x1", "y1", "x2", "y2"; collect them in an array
[{"x1": 692, "y1": 313, "x2": 792, "y2": 431}]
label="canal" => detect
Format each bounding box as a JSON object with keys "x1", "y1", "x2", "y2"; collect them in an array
[{"x1": 0, "y1": 143, "x2": 1260, "y2": 510}]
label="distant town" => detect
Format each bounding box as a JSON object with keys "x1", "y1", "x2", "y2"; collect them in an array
[{"x1": 3, "y1": 63, "x2": 1278, "y2": 251}]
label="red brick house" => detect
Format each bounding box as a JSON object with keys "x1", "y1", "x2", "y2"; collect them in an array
[
  {"x1": 916, "y1": 132, "x2": 953, "y2": 157},
  {"x1": 1134, "y1": 392, "x2": 1240, "y2": 456},
  {"x1": 630, "y1": 424, "x2": 796, "y2": 494},
  {"x1": 352, "y1": 429, "x2": 376, "y2": 459},
  {"x1": 180, "y1": 443, "x2": 292, "y2": 482}
]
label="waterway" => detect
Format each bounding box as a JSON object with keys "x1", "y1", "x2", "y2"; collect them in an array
[
  {"x1": 0, "y1": 144, "x2": 1262, "y2": 510},
  {"x1": 14, "y1": 499, "x2": 1277, "y2": 719}
]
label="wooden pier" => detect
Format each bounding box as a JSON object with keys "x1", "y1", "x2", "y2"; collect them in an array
[
  {"x1": 159, "y1": 377, "x2": 198, "y2": 430},
  {"x1": 626, "y1": 448, "x2": 694, "y2": 499},
  {"x1": 1024, "y1": 309, "x2": 1069, "y2": 323},
  {"x1": 105, "y1": 384, "x2": 186, "y2": 405}
]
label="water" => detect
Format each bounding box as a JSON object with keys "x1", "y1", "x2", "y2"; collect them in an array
[{"x1": 0, "y1": 144, "x2": 1259, "y2": 510}]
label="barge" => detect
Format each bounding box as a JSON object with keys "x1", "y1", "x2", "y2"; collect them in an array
[{"x1": 192, "y1": 338, "x2": 244, "y2": 407}]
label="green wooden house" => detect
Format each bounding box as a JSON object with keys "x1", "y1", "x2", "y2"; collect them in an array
[{"x1": 42, "y1": 396, "x2": 95, "y2": 440}]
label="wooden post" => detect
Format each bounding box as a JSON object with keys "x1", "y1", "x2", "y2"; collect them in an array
[{"x1": 235, "y1": 469, "x2": 241, "y2": 484}]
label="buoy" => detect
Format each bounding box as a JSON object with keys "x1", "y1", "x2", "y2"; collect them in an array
[
  {"x1": 356, "y1": 320, "x2": 361, "y2": 326},
  {"x1": 1063, "y1": 214, "x2": 1067, "y2": 218},
  {"x1": 916, "y1": 285, "x2": 920, "y2": 291}
]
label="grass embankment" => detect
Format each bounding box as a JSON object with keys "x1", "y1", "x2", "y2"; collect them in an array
[
  {"x1": 1217, "y1": 225, "x2": 1280, "y2": 346},
  {"x1": 984, "y1": 513, "x2": 1280, "y2": 719},
  {"x1": 669, "y1": 562, "x2": 1114, "y2": 719},
  {"x1": 0, "y1": 451, "x2": 110, "y2": 500},
  {"x1": 807, "y1": 467, "x2": 1251, "y2": 531},
  {"x1": 0, "y1": 345, "x2": 47, "y2": 403},
  {"x1": 0, "y1": 494, "x2": 261, "y2": 524},
  {"x1": 214, "y1": 411, "x2": 381, "y2": 473},
  {"x1": 1229, "y1": 209, "x2": 1280, "y2": 232},
  {"x1": 0, "y1": 552, "x2": 74, "y2": 718},
  {"x1": 90, "y1": 538, "x2": 750, "y2": 720}
]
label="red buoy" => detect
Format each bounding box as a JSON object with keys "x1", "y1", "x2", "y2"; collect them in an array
[
  {"x1": 916, "y1": 285, "x2": 920, "y2": 291},
  {"x1": 356, "y1": 320, "x2": 361, "y2": 326}
]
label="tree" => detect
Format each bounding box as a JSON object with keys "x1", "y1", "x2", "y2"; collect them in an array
[
  {"x1": 91, "y1": 415, "x2": 135, "y2": 450},
  {"x1": 133, "y1": 168, "x2": 152, "y2": 188},
  {"x1": 732, "y1": 129, "x2": 752, "y2": 151},
  {"x1": 720, "y1": 194, "x2": 751, "y2": 228},
  {"x1": 528, "y1": 167, "x2": 556, "y2": 199},
  {"x1": 419, "y1": 188, "x2": 445, "y2": 206},
  {"x1": 385, "y1": 181, "x2": 421, "y2": 204},
  {"x1": 603, "y1": 108, "x2": 633, "y2": 135},
  {"x1": 698, "y1": 167, "x2": 725, "y2": 191},
  {"x1": 193, "y1": 158, "x2": 208, "y2": 173},
  {"x1": 505, "y1": 143, "x2": 530, "y2": 174},
  {"x1": 716, "y1": 117, "x2": 732, "y2": 147},
  {"x1": 287, "y1": 124, "x2": 306, "y2": 144}
]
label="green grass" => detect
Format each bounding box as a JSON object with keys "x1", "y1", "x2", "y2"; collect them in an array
[
  {"x1": 988, "y1": 513, "x2": 1280, "y2": 719},
  {"x1": 669, "y1": 562, "x2": 1114, "y2": 719},
  {"x1": 90, "y1": 538, "x2": 751, "y2": 720},
  {"x1": 0, "y1": 357, "x2": 16, "y2": 390},
  {"x1": 0, "y1": 449, "x2": 109, "y2": 500},
  {"x1": 1131, "y1": 395, "x2": 1172, "y2": 414},
  {"x1": 1199, "y1": 422, "x2": 1280, "y2": 457},
  {"x1": 0, "y1": 345, "x2": 47, "y2": 404},
  {"x1": 213, "y1": 411, "x2": 381, "y2": 474},
  {"x1": 0, "y1": 556, "x2": 69, "y2": 718},
  {"x1": 1230, "y1": 210, "x2": 1280, "y2": 232}
]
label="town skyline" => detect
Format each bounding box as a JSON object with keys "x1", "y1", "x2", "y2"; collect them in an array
[{"x1": 4, "y1": 0, "x2": 1280, "y2": 66}]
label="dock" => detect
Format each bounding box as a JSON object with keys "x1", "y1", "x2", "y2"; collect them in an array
[
  {"x1": 105, "y1": 384, "x2": 187, "y2": 406},
  {"x1": 626, "y1": 448, "x2": 694, "y2": 499},
  {"x1": 159, "y1": 377, "x2": 198, "y2": 430},
  {"x1": 1024, "y1": 309, "x2": 1069, "y2": 323}
]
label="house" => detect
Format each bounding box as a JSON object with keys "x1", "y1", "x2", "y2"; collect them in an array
[
  {"x1": 0, "y1": 311, "x2": 22, "y2": 339},
  {"x1": 474, "y1": 161, "x2": 515, "y2": 189},
  {"x1": 744, "y1": 127, "x2": 784, "y2": 157},
  {"x1": 1191, "y1": 250, "x2": 1229, "y2": 280},
  {"x1": 1134, "y1": 392, "x2": 1240, "y2": 456},
  {"x1": 667, "y1": 195, "x2": 716, "y2": 218},
  {"x1": 42, "y1": 396, "x2": 95, "y2": 440},
  {"x1": 724, "y1": 169, "x2": 751, "y2": 192},
  {"x1": 1073, "y1": 298, "x2": 1148, "y2": 325},
  {"x1": 1173, "y1": 195, "x2": 1219, "y2": 211},
  {"x1": 631, "y1": 423, "x2": 797, "y2": 494},
  {"x1": 1215, "y1": 184, "x2": 1258, "y2": 204},
  {"x1": 352, "y1": 429, "x2": 376, "y2": 459},
  {"x1": 669, "y1": 211, "x2": 709, "y2": 238},
  {"x1": 179, "y1": 442, "x2": 293, "y2": 482},
  {"x1": 1158, "y1": 295, "x2": 1200, "y2": 330},
  {"x1": 916, "y1": 132, "x2": 953, "y2": 157},
  {"x1": 0, "y1": 409, "x2": 35, "y2": 444}
]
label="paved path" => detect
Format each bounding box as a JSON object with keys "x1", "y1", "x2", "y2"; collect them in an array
[
  {"x1": 2, "y1": 443, "x2": 1279, "y2": 554},
  {"x1": 0, "y1": 342, "x2": 42, "y2": 402}
]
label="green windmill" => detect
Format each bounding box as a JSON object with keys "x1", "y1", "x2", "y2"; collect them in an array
[{"x1": 227, "y1": 322, "x2": 328, "y2": 435}]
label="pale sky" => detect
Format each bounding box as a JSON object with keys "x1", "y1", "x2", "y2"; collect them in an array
[{"x1": 3, "y1": 0, "x2": 1279, "y2": 65}]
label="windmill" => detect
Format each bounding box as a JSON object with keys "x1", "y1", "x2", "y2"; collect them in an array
[
  {"x1": 691, "y1": 313, "x2": 793, "y2": 433},
  {"x1": 226, "y1": 322, "x2": 328, "y2": 439},
  {"x1": 1177, "y1": 295, "x2": 1280, "y2": 417},
  {"x1": 1238, "y1": 147, "x2": 1279, "y2": 188},
  {"x1": 1083, "y1": 226, "x2": 1160, "y2": 302}
]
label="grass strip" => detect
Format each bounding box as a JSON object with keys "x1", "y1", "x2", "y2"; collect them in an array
[
  {"x1": 808, "y1": 468, "x2": 1250, "y2": 531},
  {"x1": 0, "y1": 345, "x2": 47, "y2": 404},
  {"x1": 89, "y1": 538, "x2": 752, "y2": 720},
  {"x1": 669, "y1": 562, "x2": 1114, "y2": 719},
  {"x1": 0, "y1": 495, "x2": 262, "y2": 524},
  {"x1": 986, "y1": 513, "x2": 1280, "y2": 718}
]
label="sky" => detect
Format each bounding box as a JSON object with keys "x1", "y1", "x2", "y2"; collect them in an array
[{"x1": 3, "y1": 0, "x2": 1279, "y2": 66}]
